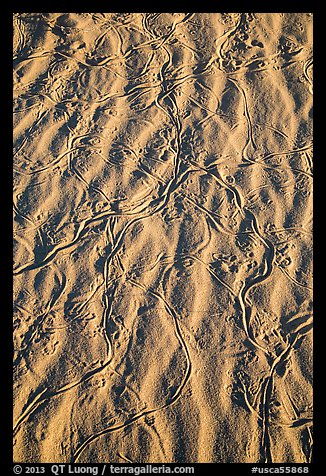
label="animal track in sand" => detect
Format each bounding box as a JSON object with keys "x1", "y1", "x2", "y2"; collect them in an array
[{"x1": 13, "y1": 12, "x2": 312, "y2": 464}]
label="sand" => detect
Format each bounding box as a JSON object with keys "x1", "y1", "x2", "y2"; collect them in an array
[{"x1": 13, "y1": 13, "x2": 313, "y2": 463}]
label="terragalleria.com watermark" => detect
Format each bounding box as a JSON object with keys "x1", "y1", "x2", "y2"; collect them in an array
[{"x1": 48, "y1": 465, "x2": 195, "y2": 475}]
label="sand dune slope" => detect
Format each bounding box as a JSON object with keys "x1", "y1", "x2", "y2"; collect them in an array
[{"x1": 13, "y1": 13, "x2": 313, "y2": 463}]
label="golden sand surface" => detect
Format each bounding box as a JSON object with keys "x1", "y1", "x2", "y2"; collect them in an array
[{"x1": 13, "y1": 13, "x2": 313, "y2": 463}]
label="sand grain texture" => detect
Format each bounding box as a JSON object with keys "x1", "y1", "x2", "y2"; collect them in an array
[{"x1": 13, "y1": 12, "x2": 313, "y2": 463}]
